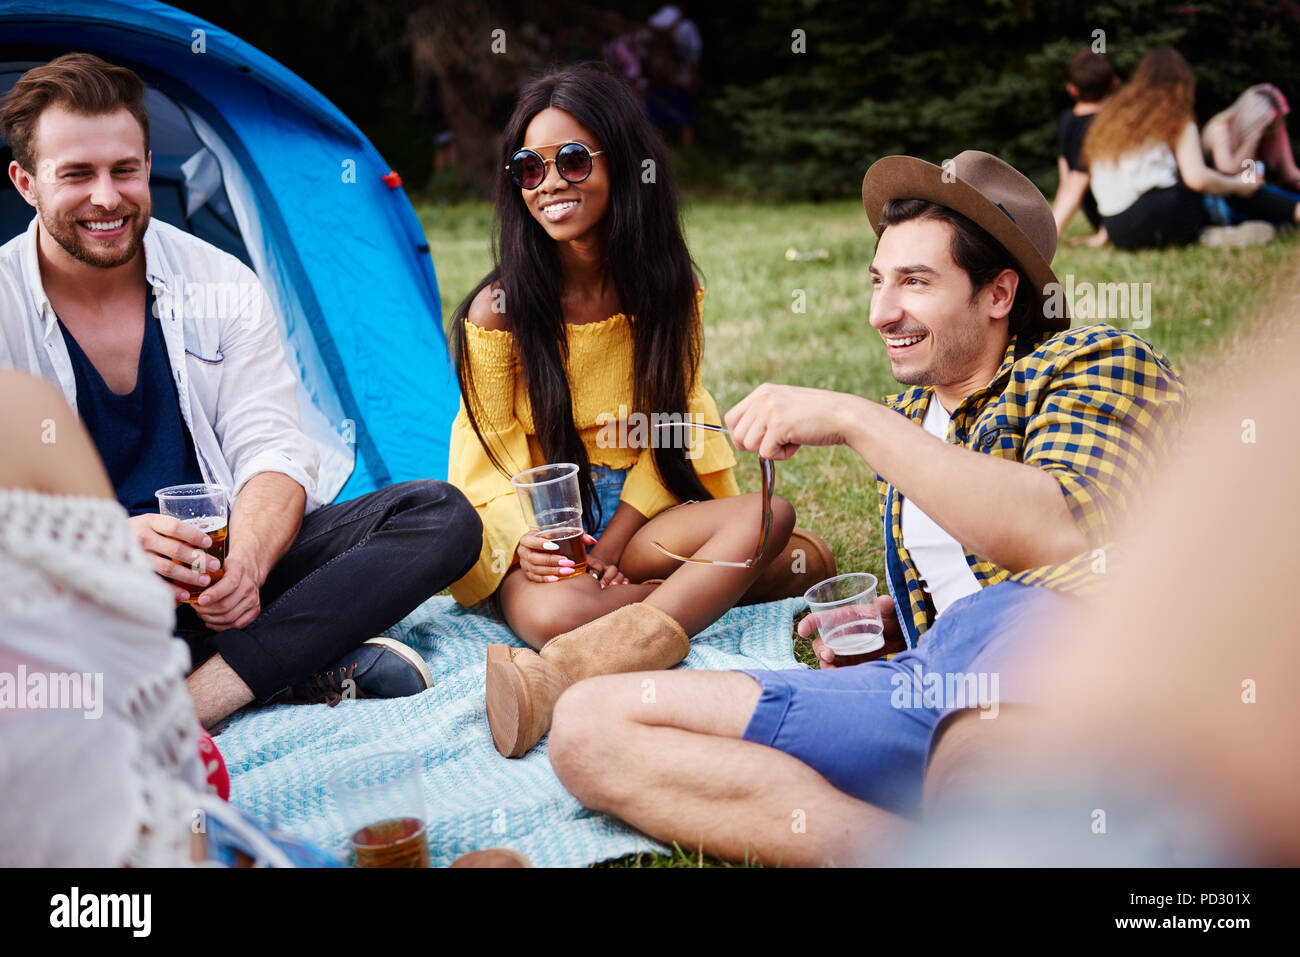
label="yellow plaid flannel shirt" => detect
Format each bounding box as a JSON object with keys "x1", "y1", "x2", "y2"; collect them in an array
[{"x1": 876, "y1": 322, "x2": 1189, "y2": 646}]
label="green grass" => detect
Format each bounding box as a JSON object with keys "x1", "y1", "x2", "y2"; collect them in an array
[{"x1": 417, "y1": 198, "x2": 1298, "y2": 866}]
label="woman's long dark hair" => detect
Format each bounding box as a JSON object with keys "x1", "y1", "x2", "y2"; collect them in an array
[{"x1": 450, "y1": 63, "x2": 711, "y2": 532}]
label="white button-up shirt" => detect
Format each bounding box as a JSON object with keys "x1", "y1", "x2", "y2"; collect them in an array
[{"x1": 0, "y1": 215, "x2": 327, "y2": 512}]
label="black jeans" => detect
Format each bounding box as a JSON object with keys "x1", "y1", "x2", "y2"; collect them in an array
[
  {"x1": 1103, "y1": 182, "x2": 1204, "y2": 249},
  {"x1": 1104, "y1": 180, "x2": 1298, "y2": 250},
  {"x1": 176, "y1": 479, "x2": 481, "y2": 701}
]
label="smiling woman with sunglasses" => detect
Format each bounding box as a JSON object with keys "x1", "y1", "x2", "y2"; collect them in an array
[{"x1": 446, "y1": 64, "x2": 835, "y2": 758}]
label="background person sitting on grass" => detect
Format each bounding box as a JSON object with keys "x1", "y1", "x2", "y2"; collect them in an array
[
  {"x1": 546, "y1": 150, "x2": 1189, "y2": 867},
  {"x1": 1082, "y1": 47, "x2": 1300, "y2": 250},
  {"x1": 1051, "y1": 47, "x2": 1117, "y2": 246},
  {"x1": 1203, "y1": 83, "x2": 1300, "y2": 196}
]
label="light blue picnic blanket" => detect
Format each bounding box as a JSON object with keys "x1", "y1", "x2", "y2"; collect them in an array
[{"x1": 214, "y1": 595, "x2": 804, "y2": 867}]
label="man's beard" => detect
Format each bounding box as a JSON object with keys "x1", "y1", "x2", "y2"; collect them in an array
[
  {"x1": 890, "y1": 312, "x2": 987, "y2": 388},
  {"x1": 39, "y1": 199, "x2": 150, "y2": 269}
]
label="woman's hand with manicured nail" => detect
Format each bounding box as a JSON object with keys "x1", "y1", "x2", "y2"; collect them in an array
[
  {"x1": 518, "y1": 532, "x2": 582, "y2": 583},
  {"x1": 585, "y1": 543, "x2": 629, "y2": 589}
]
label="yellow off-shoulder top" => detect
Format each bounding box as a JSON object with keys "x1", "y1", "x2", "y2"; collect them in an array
[{"x1": 447, "y1": 292, "x2": 739, "y2": 606}]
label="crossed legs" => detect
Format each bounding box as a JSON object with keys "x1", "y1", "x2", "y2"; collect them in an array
[
  {"x1": 550, "y1": 672, "x2": 1034, "y2": 866},
  {"x1": 499, "y1": 492, "x2": 796, "y2": 647},
  {"x1": 549, "y1": 581, "x2": 1062, "y2": 864},
  {"x1": 548, "y1": 669, "x2": 904, "y2": 866}
]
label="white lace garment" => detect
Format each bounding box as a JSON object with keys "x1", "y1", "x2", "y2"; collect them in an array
[{"x1": 0, "y1": 487, "x2": 210, "y2": 866}]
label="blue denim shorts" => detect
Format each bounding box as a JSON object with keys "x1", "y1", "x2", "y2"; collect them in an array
[
  {"x1": 738, "y1": 581, "x2": 1066, "y2": 817},
  {"x1": 586, "y1": 465, "x2": 628, "y2": 539}
]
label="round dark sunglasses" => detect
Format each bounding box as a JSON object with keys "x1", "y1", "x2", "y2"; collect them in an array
[{"x1": 506, "y1": 142, "x2": 605, "y2": 190}]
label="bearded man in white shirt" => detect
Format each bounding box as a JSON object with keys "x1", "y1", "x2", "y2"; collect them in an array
[{"x1": 0, "y1": 54, "x2": 480, "y2": 727}]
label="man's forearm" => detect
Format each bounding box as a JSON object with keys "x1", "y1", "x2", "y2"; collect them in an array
[
  {"x1": 228, "y1": 471, "x2": 306, "y2": 586},
  {"x1": 840, "y1": 397, "x2": 1088, "y2": 572}
]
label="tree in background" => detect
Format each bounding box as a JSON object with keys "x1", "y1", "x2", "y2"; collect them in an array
[
  {"x1": 184, "y1": 0, "x2": 615, "y2": 196},
  {"x1": 180, "y1": 0, "x2": 1300, "y2": 200},
  {"x1": 701, "y1": 0, "x2": 1300, "y2": 199},
  {"x1": 406, "y1": 1, "x2": 535, "y2": 198}
]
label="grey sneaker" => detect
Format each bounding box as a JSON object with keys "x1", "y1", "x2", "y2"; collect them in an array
[
  {"x1": 271, "y1": 637, "x2": 433, "y2": 706},
  {"x1": 1200, "y1": 221, "x2": 1276, "y2": 248}
]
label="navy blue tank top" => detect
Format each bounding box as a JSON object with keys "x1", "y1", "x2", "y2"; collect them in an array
[{"x1": 58, "y1": 295, "x2": 205, "y2": 516}]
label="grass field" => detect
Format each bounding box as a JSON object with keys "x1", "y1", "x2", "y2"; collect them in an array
[{"x1": 417, "y1": 198, "x2": 1299, "y2": 866}]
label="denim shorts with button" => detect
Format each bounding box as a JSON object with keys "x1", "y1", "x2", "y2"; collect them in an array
[{"x1": 587, "y1": 465, "x2": 628, "y2": 539}]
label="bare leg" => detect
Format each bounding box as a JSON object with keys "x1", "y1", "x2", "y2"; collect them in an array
[
  {"x1": 924, "y1": 709, "x2": 1006, "y2": 811},
  {"x1": 186, "y1": 656, "x2": 254, "y2": 728},
  {"x1": 498, "y1": 569, "x2": 659, "y2": 649},
  {"x1": 549, "y1": 670, "x2": 905, "y2": 866},
  {"x1": 500, "y1": 492, "x2": 796, "y2": 645},
  {"x1": 620, "y1": 493, "x2": 796, "y2": 633}
]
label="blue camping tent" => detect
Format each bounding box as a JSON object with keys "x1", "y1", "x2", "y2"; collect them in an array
[{"x1": 0, "y1": 0, "x2": 459, "y2": 503}]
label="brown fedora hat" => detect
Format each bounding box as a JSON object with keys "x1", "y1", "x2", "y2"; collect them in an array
[{"x1": 861, "y1": 150, "x2": 1068, "y2": 331}]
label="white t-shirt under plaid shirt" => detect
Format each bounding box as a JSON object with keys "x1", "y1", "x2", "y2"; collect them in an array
[{"x1": 901, "y1": 396, "x2": 981, "y2": 618}]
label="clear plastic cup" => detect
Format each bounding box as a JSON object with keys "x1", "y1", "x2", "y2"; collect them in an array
[
  {"x1": 510, "y1": 463, "x2": 587, "y2": 576},
  {"x1": 155, "y1": 483, "x2": 228, "y2": 603},
  {"x1": 327, "y1": 751, "x2": 431, "y2": 868},
  {"x1": 803, "y1": 572, "x2": 886, "y2": 666}
]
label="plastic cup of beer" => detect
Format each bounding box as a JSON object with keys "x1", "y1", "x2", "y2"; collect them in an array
[
  {"x1": 155, "y1": 483, "x2": 228, "y2": 604},
  {"x1": 510, "y1": 463, "x2": 588, "y2": 577},
  {"x1": 327, "y1": 751, "x2": 431, "y2": 868},
  {"x1": 803, "y1": 573, "x2": 886, "y2": 666}
]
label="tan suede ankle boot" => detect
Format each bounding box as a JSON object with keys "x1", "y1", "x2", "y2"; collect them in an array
[{"x1": 485, "y1": 602, "x2": 690, "y2": 758}]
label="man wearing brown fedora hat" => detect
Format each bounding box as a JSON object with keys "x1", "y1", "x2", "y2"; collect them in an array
[{"x1": 545, "y1": 150, "x2": 1190, "y2": 865}]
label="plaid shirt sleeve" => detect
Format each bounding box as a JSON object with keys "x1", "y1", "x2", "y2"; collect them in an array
[{"x1": 1021, "y1": 328, "x2": 1188, "y2": 547}]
